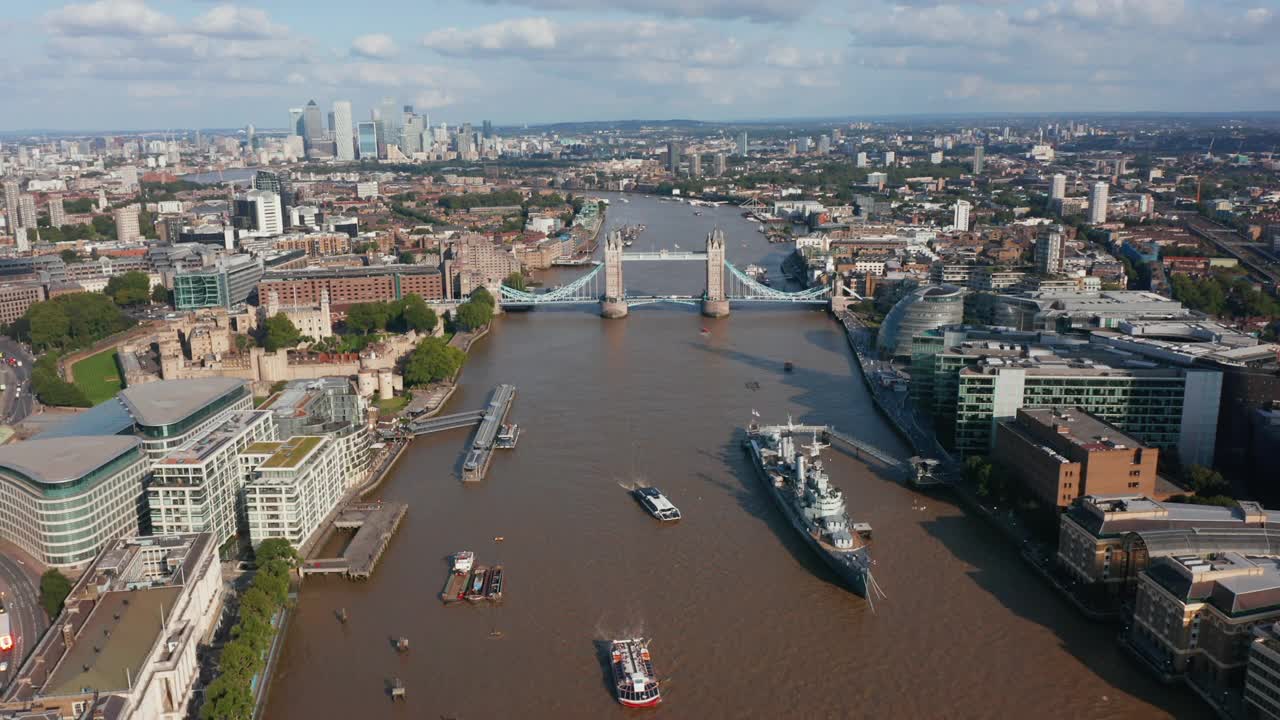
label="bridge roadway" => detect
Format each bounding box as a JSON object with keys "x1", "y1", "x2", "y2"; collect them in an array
[
  {"x1": 405, "y1": 409, "x2": 486, "y2": 436},
  {"x1": 620, "y1": 250, "x2": 709, "y2": 262}
]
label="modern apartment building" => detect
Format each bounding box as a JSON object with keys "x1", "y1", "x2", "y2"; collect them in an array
[
  {"x1": 263, "y1": 377, "x2": 371, "y2": 486},
  {"x1": 173, "y1": 254, "x2": 265, "y2": 310},
  {"x1": 148, "y1": 410, "x2": 277, "y2": 544},
  {"x1": 955, "y1": 358, "x2": 1220, "y2": 464},
  {"x1": 115, "y1": 378, "x2": 256, "y2": 460},
  {"x1": 908, "y1": 327, "x2": 1222, "y2": 463},
  {"x1": 241, "y1": 436, "x2": 345, "y2": 549},
  {"x1": 0, "y1": 436, "x2": 148, "y2": 567}
]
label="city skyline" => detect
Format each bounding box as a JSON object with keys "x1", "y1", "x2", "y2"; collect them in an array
[{"x1": 1, "y1": 0, "x2": 1277, "y2": 131}]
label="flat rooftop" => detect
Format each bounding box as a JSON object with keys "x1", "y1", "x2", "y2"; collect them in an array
[
  {"x1": 43, "y1": 586, "x2": 183, "y2": 696},
  {"x1": 261, "y1": 264, "x2": 440, "y2": 280},
  {"x1": 118, "y1": 378, "x2": 246, "y2": 428},
  {"x1": 1018, "y1": 407, "x2": 1146, "y2": 451},
  {"x1": 37, "y1": 399, "x2": 136, "y2": 439},
  {"x1": 260, "y1": 436, "x2": 324, "y2": 469},
  {"x1": 155, "y1": 411, "x2": 269, "y2": 466},
  {"x1": 0, "y1": 436, "x2": 140, "y2": 486},
  {"x1": 243, "y1": 441, "x2": 283, "y2": 455}
]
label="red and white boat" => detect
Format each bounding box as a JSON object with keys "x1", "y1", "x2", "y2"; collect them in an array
[
  {"x1": 451, "y1": 551, "x2": 474, "y2": 575},
  {"x1": 610, "y1": 638, "x2": 661, "y2": 708}
]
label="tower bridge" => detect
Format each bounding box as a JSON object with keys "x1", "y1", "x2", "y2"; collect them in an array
[{"x1": 498, "y1": 228, "x2": 861, "y2": 318}]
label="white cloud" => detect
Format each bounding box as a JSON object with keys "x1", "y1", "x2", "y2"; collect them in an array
[
  {"x1": 764, "y1": 46, "x2": 844, "y2": 69},
  {"x1": 45, "y1": 0, "x2": 176, "y2": 37},
  {"x1": 193, "y1": 5, "x2": 287, "y2": 39},
  {"x1": 423, "y1": 17, "x2": 747, "y2": 67},
  {"x1": 351, "y1": 33, "x2": 399, "y2": 59},
  {"x1": 423, "y1": 18, "x2": 559, "y2": 54},
  {"x1": 470, "y1": 0, "x2": 801, "y2": 23}
]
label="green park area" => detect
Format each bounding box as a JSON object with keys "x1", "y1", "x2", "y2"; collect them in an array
[{"x1": 71, "y1": 349, "x2": 123, "y2": 405}]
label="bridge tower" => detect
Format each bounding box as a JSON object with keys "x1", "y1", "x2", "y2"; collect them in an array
[
  {"x1": 702, "y1": 228, "x2": 730, "y2": 317},
  {"x1": 601, "y1": 230, "x2": 628, "y2": 318}
]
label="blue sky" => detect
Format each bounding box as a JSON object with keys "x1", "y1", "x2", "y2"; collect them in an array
[{"x1": 0, "y1": 0, "x2": 1276, "y2": 131}]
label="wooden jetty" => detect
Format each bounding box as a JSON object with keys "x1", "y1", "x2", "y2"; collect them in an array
[{"x1": 300, "y1": 501, "x2": 408, "y2": 580}]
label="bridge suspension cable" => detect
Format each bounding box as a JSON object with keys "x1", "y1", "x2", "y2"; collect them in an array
[
  {"x1": 499, "y1": 263, "x2": 603, "y2": 304},
  {"x1": 722, "y1": 261, "x2": 834, "y2": 303}
]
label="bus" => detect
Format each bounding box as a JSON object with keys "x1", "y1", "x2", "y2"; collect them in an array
[{"x1": 0, "y1": 597, "x2": 13, "y2": 651}]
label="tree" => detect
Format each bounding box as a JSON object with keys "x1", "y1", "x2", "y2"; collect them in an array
[
  {"x1": 470, "y1": 286, "x2": 495, "y2": 309},
  {"x1": 1184, "y1": 465, "x2": 1230, "y2": 497},
  {"x1": 455, "y1": 299, "x2": 492, "y2": 331},
  {"x1": 39, "y1": 570, "x2": 73, "y2": 618},
  {"x1": 90, "y1": 215, "x2": 115, "y2": 238},
  {"x1": 104, "y1": 271, "x2": 151, "y2": 306},
  {"x1": 397, "y1": 251, "x2": 416, "y2": 265},
  {"x1": 60, "y1": 248, "x2": 81, "y2": 264},
  {"x1": 345, "y1": 302, "x2": 392, "y2": 334},
  {"x1": 216, "y1": 639, "x2": 263, "y2": 683},
  {"x1": 403, "y1": 336, "x2": 465, "y2": 385},
  {"x1": 400, "y1": 294, "x2": 437, "y2": 334},
  {"x1": 26, "y1": 302, "x2": 71, "y2": 352},
  {"x1": 503, "y1": 271, "x2": 526, "y2": 292},
  {"x1": 151, "y1": 284, "x2": 171, "y2": 305},
  {"x1": 238, "y1": 587, "x2": 275, "y2": 624},
  {"x1": 32, "y1": 354, "x2": 90, "y2": 407},
  {"x1": 200, "y1": 676, "x2": 255, "y2": 720},
  {"x1": 261, "y1": 313, "x2": 302, "y2": 352},
  {"x1": 254, "y1": 538, "x2": 298, "y2": 567}
]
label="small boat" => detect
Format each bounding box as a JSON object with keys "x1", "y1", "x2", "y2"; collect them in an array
[
  {"x1": 633, "y1": 487, "x2": 681, "y2": 522},
  {"x1": 396, "y1": 637, "x2": 410, "y2": 652},
  {"x1": 699, "y1": 327, "x2": 711, "y2": 336},
  {"x1": 624, "y1": 240, "x2": 634, "y2": 247},
  {"x1": 610, "y1": 638, "x2": 661, "y2": 708},
  {"x1": 452, "y1": 551, "x2": 474, "y2": 575},
  {"x1": 784, "y1": 361, "x2": 794, "y2": 372},
  {"x1": 336, "y1": 608, "x2": 349, "y2": 624},
  {"x1": 485, "y1": 565, "x2": 504, "y2": 601},
  {"x1": 466, "y1": 566, "x2": 490, "y2": 602},
  {"x1": 495, "y1": 423, "x2": 520, "y2": 449}
]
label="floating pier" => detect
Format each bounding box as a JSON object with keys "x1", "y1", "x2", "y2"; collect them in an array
[
  {"x1": 462, "y1": 384, "x2": 517, "y2": 482},
  {"x1": 300, "y1": 501, "x2": 408, "y2": 580}
]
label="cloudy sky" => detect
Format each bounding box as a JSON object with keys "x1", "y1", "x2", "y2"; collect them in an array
[{"x1": 1, "y1": 0, "x2": 1276, "y2": 131}]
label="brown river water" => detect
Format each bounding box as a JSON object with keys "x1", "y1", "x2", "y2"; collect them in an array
[{"x1": 265, "y1": 194, "x2": 1206, "y2": 719}]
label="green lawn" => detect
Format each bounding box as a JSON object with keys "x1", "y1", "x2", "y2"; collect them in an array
[
  {"x1": 376, "y1": 395, "x2": 409, "y2": 415},
  {"x1": 72, "y1": 349, "x2": 123, "y2": 405}
]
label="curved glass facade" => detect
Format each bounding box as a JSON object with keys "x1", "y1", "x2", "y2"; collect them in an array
[
  {"x1": 0, "y1": 446, "x2": 146, "y2": 566},
  {"x1": 876, "y1": 285, "x2": 966, "y2": 358}
]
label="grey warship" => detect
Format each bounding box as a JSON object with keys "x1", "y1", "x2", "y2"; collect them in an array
[{"x1": 744, "y1": 420, "x2": 884, "y2": 602}]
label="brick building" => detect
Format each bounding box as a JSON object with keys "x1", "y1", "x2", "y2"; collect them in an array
[
  {"x1": 994, "y1": 406, "x2": 1158, "y2": 508},
  {"x1": 257, "y1": 264, "x2": 444, "y2": 310},
  {"x1": 0, "y1": 282, "x2": 45, "y2": 324}
]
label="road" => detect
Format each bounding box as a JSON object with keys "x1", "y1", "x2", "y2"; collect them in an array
[
  {"x1": 0, "y1": 339, "x2": 34, "y2": 425},
  {"x1": 0, "y1": 553, "x2": 46, "y2": 685},
  {"x1": 1184, "y1": 215, "x2": 1280, "y2": 287}
]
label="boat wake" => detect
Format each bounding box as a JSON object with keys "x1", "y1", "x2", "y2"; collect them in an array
[{"x1": 615, "y1": 477, "x2": 650, "y2": 492}]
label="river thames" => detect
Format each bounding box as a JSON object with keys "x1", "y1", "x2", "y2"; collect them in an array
[{"x1": 266, "y1": 193, "x2": 1206, "y2": 719}]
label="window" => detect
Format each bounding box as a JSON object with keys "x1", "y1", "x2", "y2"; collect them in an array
[{"x1": 1128, "y1": 482, "x2": 1140, "y2": 488}]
